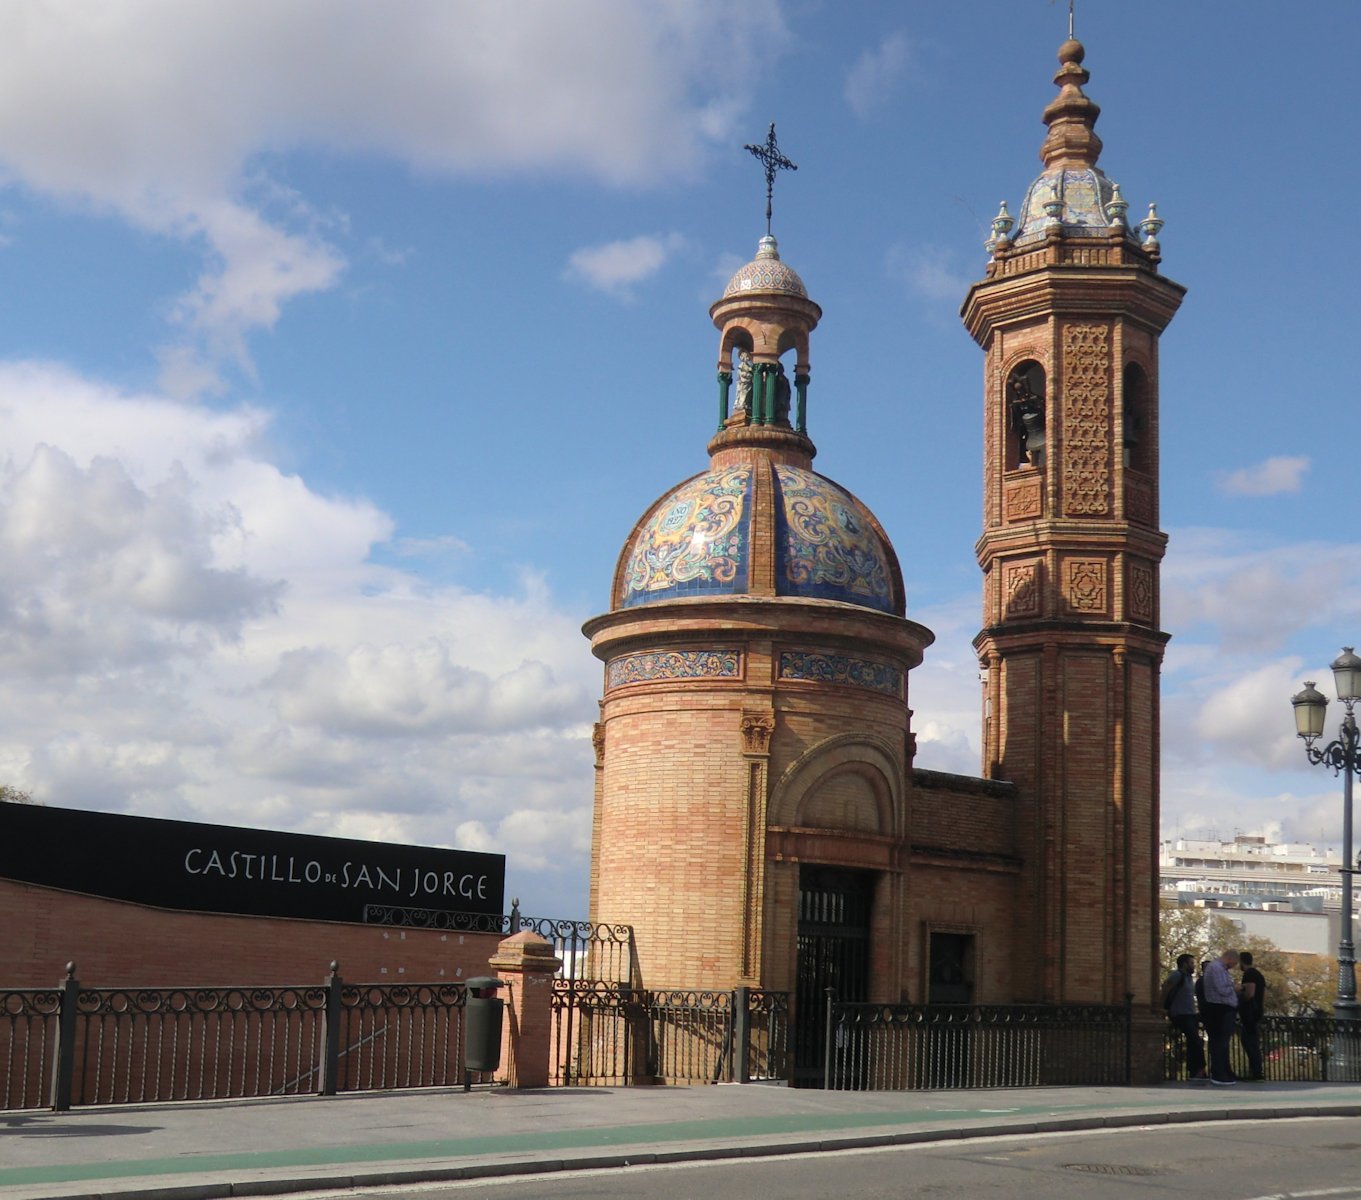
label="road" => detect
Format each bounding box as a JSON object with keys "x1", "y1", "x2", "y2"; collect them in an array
[{"x1": 308, "y1": 1116, "x2": 1361, "y2": 1199}]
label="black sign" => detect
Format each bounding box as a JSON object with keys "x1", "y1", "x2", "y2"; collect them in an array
[{"x1": 0, "y1": 803, "x2": 505, "y2": 924}]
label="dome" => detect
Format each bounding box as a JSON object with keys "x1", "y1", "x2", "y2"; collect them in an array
[
  {"x1": 722, "y1": 235, "x2": 808, "y2": 299},
  {"x1": 1007, "y1": 37, "x2": 1140, "y2": 248},
  {"x1": 1012, "y1": 166, "x2": 1128, "y2": 244},
  {"x1": 615, "y1": 461, "x2": 901, "y2": 615}
]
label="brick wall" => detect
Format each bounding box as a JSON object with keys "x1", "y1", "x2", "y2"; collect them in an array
[{"x1": 0, "y1": 878, "x2": 501, "y2": 987}]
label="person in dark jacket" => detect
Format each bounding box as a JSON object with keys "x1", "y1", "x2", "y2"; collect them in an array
[
  {"x1": 1238, "y1": 951, "x2": 1267, "y2": 1081},
  {"x1": 1161, "y1": 953, "x2": 1207, "y2": 1080}
]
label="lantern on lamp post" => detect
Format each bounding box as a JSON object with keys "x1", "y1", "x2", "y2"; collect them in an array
[{"x1": 1293, "y1": 648, "x2": 1361, "y2": 1076}]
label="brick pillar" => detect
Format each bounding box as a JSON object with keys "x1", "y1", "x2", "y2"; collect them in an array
[{"x1": 488, "y1": 931, "x2": 562, "y2": 1089}]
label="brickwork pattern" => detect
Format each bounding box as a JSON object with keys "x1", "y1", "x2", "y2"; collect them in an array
[
  {"x1": 1061, "y1": 322, "x2": 1112, "y2": 517},
  {"x1": 0, "y1": 878, "x2": 500, "y2": 987}
]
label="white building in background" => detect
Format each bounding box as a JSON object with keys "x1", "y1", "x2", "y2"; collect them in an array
[{"x1": 1160, "y1": 835, "x2": 1339, "y2": 957}]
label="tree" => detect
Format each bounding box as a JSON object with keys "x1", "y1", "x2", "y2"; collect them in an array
[
  {"x1": 1159, "y1": 902, "x2": 1241, "y2": 975},
  {"x1": 1159, "y1": 901, "x2": 1329, "y2": 1015},
  {"x1": 0, "y1": 785, "x2": 36, "y2": 804},
  {"x1": 1279, "y1": 954, "x2": 1336, "y2": 1017}
]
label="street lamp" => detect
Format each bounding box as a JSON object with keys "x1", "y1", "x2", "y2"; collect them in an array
[{"x1": 1293, "y1": 648, "x2": 1361, "y2": 1062}]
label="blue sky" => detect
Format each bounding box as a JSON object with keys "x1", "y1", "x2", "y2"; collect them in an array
[{"x1": 0, "y1": 1, "x2": 1358, "y2": 919}]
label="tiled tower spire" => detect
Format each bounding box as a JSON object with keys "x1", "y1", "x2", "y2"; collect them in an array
[
  {"x1": 962, "y1": 36, "x2": 1185, "y2": 1008},
  {"x1": 1039, "y1": 37, "x2": 1103, "y2": 171}
]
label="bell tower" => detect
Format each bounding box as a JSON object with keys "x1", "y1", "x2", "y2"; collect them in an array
[{"x1": 961, "y1": 36, "x2": 1185, "y2": 1006}]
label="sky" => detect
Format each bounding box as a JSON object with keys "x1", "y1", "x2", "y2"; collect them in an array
[{"x1": 0, "y1": 0, "x2": 1358, "y2": 921}]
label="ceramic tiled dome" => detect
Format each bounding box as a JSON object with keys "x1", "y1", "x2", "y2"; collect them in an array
[
  {"x1": 615, "y1": 461, "x2": 901, "y2": 615},
  {"x1": 1013, "y1": 166, "x2": 1125, "y2": 244},
  {"x1": 722, "y1": 235, "x2": 808, "y2": 299}
]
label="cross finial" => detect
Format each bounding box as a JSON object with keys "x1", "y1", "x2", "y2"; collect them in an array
[
  {"x1": 744, "y1": 122, "x2": 797, "y2": 237},
  {"x1": 1050, "y1": 0, "x2": 1076, "y2": 38}
]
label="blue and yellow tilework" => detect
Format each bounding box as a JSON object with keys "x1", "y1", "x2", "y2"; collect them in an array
[{"x1": 621, "y1": 468, "x2": 752, "y2": 607}]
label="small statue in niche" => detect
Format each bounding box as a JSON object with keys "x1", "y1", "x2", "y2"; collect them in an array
[
  {"x1": 773, "y1": 363, "x2": 791, "y2": 425},
  {"x1": 734, "y1": 349, "x2": 753, "y2": 414}
]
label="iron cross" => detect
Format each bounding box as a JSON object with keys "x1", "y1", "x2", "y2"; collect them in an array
[{"x1": 744, "y1": 123, "x2": 797, "y2": 236}]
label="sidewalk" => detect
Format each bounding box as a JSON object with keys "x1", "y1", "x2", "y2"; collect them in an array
[{"x1": 4, "y1": 1081, "x2": 1361, "y2": 1200}]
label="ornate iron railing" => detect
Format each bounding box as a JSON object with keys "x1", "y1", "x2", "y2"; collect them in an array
[
  {"x1": 1163, "y1": 1013, "x2": 1361, "y2": 1082},
  {"x1": 1, "y1": 987, "x2": 61, "y2": 1110},
  {"x1": 550, "y1": 984, "x2": 790, "y2": 1086},
  {"x1": 741, "y1": 989, "x2": 789, "y2": 1083},
  {"x1": 330, "y1": 981, "x2": 467, "y2": 1093},
  {"x1": 364, "y1": 906, "x2": 638, "y2": 986},
  {"x1": 71, "y1": 982, "x2": 329, "y2": 1105},
  {"x1": 1, "y1": 963, "x2": 475, "y2": 1112},
  {"x1": 647, "y1": 989, "x2": 733, "y2": 1083},
  {"x1": 551, "y1": 980, "x2": 634, "y2": 1086},
  {"x1": 824, "y1": 1001, "x2": 1132, "y2": 1090}
]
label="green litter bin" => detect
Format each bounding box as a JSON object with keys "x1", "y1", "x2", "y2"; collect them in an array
[{"x1": 464, "y1": 976, "x2": 505, "y2": 1074}]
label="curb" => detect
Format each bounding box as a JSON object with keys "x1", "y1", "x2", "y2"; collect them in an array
[{"x1": 15, "y1": 1102, "x2": 1361, "y2": 1200}]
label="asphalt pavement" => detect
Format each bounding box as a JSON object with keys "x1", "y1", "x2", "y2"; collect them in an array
[{"x1": 4, "y1": 1080, "x2": 1361, "y2": 1200}]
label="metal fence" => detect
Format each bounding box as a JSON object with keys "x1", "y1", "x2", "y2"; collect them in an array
[
  {"x1": 1163, "y1": 1013, "x2": 1361, "y2": 1082},
  {"x1": 2, "y1": 985, "x2": 60, "y2": 1110},
  {"x1": 1, "y1": 963, "x2": 474, "y2": 1112},
  {"x1": 364, "y1": 905, "x2": 638, "y2": 987},
  {"x1": 824, "y1": 1001, "x2": 1132, "y2": 1090},
  {"x1": 551, "y1": 984, "x2": 789, "y2": 1086}
]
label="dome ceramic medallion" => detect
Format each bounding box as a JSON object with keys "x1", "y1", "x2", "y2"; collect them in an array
[
  {"x1": 620, "y1": 467, "x2": 752, "y2": 607},
  {"x1": 773, "y1": 466, "x2": 896, "y2": 613}
]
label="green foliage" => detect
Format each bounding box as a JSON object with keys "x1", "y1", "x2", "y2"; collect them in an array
[
  {"x1": 1159, "y1": 901, "x2": 1332, "y2": 1016},
  {"x1": 1158, "y1": 902, "x2": 1241, "y2": 974},
  {"x1": 1280, "y1": 954, "x2": 1336, "y2": 1017}
]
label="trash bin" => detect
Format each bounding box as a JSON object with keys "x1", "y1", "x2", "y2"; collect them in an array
[{"x1": 464, "y1": 977, "x2": 505, "y2": 1074}]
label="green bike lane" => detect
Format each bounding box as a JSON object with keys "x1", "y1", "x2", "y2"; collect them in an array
[{"x1": 5, "y1": 1084, "x2": 1361, "y2": 1199}]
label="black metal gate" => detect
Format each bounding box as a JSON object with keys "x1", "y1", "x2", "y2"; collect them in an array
[{"x1": 794, "y1": 866, "x2": 873, "y2": 1086}]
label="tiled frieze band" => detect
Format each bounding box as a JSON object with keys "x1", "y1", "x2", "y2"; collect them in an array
[
  {"x1": 606, "y1": 649, "x2": 741, "y2": 689},
  {"x1": 778, "y1": 650, "x2": 904, "y2": 698}
]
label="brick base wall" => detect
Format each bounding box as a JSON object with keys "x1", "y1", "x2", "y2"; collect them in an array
[{"x1": 0, "y1": 878, "x2": 501, "y2": 986}]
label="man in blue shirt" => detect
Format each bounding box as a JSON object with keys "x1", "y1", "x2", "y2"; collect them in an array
[{"x1": 1201, "y1": 949, "x2": 1242, "y2": 1085}]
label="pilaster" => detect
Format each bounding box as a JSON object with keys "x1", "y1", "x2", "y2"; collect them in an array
[{"x1": 489, "y1": 931, "x2": 562, "y2": 1089}]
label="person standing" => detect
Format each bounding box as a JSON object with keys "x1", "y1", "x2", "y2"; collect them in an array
[
  {"x1": 1238, "y1": 951, "x2": 1267, "y2": 1081},
  {"x1": 1201, "y1": 949, "x2": 1241, "y2": 1085},
  {"x1": 1161, "y1": 953, "x2": 1207, "y2": 1080}
]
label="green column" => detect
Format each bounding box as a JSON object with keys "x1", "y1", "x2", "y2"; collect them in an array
[
  {"x1": 795, "y1": 372, "x2": 809, "y2": 434},
  {"x1": 717, "y1": 371, "x2": 732, "y2": 430}
]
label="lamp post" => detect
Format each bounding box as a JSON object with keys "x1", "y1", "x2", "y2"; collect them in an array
[{"x1": 1293, "y1": 647, "x2": 1361, "y2": 1076}]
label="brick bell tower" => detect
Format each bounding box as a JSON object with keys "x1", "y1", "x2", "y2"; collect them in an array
[
  {"x1": 584, "y1": 147, "x2": 933, "y2": 1000},
  {"x1": 962, "y1": 36, "x2": 1184, "y2": 1006}
]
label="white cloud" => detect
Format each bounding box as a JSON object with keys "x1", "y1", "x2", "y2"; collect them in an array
[
  {"x1": 1188, "y1": 657, "x2": 1307, "y2": 768},
  {"x1": 1216, "y1": 455, "x2": 1310, "y2": 497},
  {"x1": 1162, "y1": 528, "x2": 1361, "y2": 653},
  {"x1": 886, "y1": 242, "x2": 973, "y2": 304},
  {"x1": 0, "y1": 361, "x2": 598, "y2": 913},
  {"x1": 564, "y1": 232, "x2": 688, "y2": 299},
  {"x1": 272, "y1": 644, "x2": 585, "y2": 738},
  {"x1": 0, "y1": 1, "x2": 786, "y2": 388},
  {"x1": 845, "y1": 32, "x2": 912, "y2": 118}
]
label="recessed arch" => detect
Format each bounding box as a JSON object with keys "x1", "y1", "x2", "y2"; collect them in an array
[
  {"x1": 1005, "y1": 359, "x2": 1047, "y2": 470},
  {"x1": 769, "y1": 731, "x2": 904, "y2": 840},
  {"x1": 1122, "y1": 360, "x2": 1150, "y2": 471}
]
